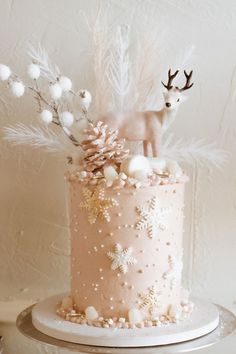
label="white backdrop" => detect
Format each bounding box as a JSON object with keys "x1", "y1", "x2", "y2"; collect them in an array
[{"x1": 0, "y1": 0, "x2": 235, "y2": 353}]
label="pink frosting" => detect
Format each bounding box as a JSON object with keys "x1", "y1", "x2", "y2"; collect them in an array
[{"x1": 69, "y1": 181, "x2": 186, "y2": 320}]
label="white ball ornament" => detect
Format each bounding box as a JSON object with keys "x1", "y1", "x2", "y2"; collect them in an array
[
  {"x1": 121, "y1": 155, "x2": 151, "y2": 178},
  {"x1": 0, "y1": 64, "x2": 11, "y2": 81},
  {"x1": 27, "y1": 63, "x2": 40, "y2": 80},
  {"x1": 85, "y1": 306, "x2": 99, "y2": 321},
  {"x1": 49, "y1": 83, "x2": 62, "y2": 100},
  {"x1": 40, "y1": 109, "x2": 53, "y2": 124},
  {"x1": 59, "y1": 76, "x2": 72, "y2": 92},
  {"x1": 60, "y1": 111, "x2": 74, "y2": 127},
  {"x1": 78, "y1": 89, "x2": 92, "y2": 110},
  {"x1": 11, "y1": 81, "x2": 25, "y2": 97},
  {"x1": 128, "y1": 308, "x2": 143, "y2": 324}
]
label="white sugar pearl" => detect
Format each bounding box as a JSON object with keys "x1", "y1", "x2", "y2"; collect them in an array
[
  {"x1": 128, "y1": 308, "x2": 143, "y2": 324},
  {"x1": 40, "y1": 109, "x2": 53, "y2": 124},
  {"x1": 49, "y1": 83, "x2": 62, "y2": 100},
  {"x1": 27, "y1": 63, "x2": 40, "y2": 80},
  {"x1": 59, "y1": 111, "x2": 74, "y2": 127},
  {"x1": 121, "y1": 155, "x2": 151, "y2": 178},
  {"x1": 78, "y1": 89, "x2": 92, "y2": 110},
  {"x1": 85, "y1": 306, "x2": 98, "y2": 320},
  {"x1": 0, "y1": 64, "x2": 11, "y2": 81},
  {"x1": 59, "y1": 76, "x2": 72, "y2": 92},
  {"x1": 11, "y1": 81, "x2": 25, "y2": 97},
  {"x1": 61, "y1": 296, "x2": 73, "y2": 310}
]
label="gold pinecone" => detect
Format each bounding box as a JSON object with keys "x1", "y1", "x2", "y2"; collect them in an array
[{"x1": 81, "y1": 121, "x2": 129, "y2": 172}]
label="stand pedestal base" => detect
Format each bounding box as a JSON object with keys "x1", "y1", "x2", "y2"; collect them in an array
[{"x1": 31, "y1": 294, "x2": 219, "y2": 347}]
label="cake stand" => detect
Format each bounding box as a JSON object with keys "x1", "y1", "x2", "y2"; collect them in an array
[{"x1": 16, "y1": 297, "x2": 236, "y2": 353}]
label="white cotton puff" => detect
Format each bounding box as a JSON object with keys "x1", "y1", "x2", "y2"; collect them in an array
[
  {"x1": 59, "y1": 76, "x2": 72, "y2": 92},
  {"x1": 11, "y1": 81, "x2": 25, "y2": 97},
  {"x1": 49, "y1": 83, "x2": 62, "y2": 100},
  {"x1": 60, "y1": 111, "x2": 74, "y2": 127},
  {"x1": 78, "y1": 89, "x2": 92, "y2": 110},
  {"x1": 85, "y1": 306, "x2": 99, "y2": 321},
  {"x1": 40, "y1": 109, "x2": 53, "y2": 124},
  {"x1": 27, "y1": 63, "x2": 40, "y2": 80},
  {"x1": 121, "y1": 155, "x2": 151, "y2": 178},
  {"x1": 0, "y1": 64, "x2": 11, "y2": 81},
  {"x1": 128, "y1": 308, "x2": 143, "y2": 324}
]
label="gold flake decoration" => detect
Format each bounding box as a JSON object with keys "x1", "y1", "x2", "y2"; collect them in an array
[
  {"x1": 80, "y1": 187, "x2": 118, "y2": 224},
  {"x1": 107, "y1": 243, "x2": 137, "y2": 274},
  {"x1": 136, "y1": 196, "x2": 169, "y2": 238},
  {"x1": 139, "y1": 286, "x2": 160, "y2": 316}
]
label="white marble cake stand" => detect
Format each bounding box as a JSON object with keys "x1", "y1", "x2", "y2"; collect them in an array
[{"x1": 30, "y1": 294, "x2": 219, "y2": 348}]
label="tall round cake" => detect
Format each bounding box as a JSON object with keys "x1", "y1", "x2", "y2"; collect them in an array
[{"x1": 56, "y1": 121, "x2": 193, "y2": 328}]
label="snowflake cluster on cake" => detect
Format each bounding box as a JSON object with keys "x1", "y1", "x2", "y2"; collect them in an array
[
  {"x1": 136, "y1": 196, "x2": 170, "y2": 238},
  {"x1": 107, "y1": 243, "x2": 137, "y2": 274},
  {"x1": 80, "y1": 187, "x2": 118, "y2": 224}
]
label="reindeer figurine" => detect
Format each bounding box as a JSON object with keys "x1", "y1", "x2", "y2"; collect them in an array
[{"x1": 102, "y1": 69, "x2": 193, "y2": 157}]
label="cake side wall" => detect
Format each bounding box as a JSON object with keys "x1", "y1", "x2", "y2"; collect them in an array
[{"x1": 69, "y1": 181, "x2": 185, "y2": 319}]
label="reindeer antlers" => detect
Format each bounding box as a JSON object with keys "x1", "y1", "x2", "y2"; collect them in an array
[
  {"x1": 162, "y1": 69, "x2": 194, "y2": 91},
  {"x1": 177, "y1": 70, "x2": 194, "y2": 92},
  {"x1": 162, "y1": 69, "x2": 179, "y2": 90}
]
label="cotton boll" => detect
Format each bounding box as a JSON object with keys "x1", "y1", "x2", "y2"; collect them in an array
[
  {"x1": 59, "y1": 76, "x2": 72, "y2": 92},
  {"x1": 85, "y1": 306, "x2": 98, "y2": 321},
  {"x1": 60, "y1": 111, "x2": 74, "y2": 127},
  {"x1": 128, "y1": 308, "x2": 143, "y2": 324},
  {"x1": 49, "y1": 83, "x2": 62, "y2": 100},
  {"x1": 78, "y1": 89, "x2": 92, "y2": 110},
  {"x1": 0, "y1": 64, "x2": 11, "y2": 81},
  {"x1": 27, "y1": 63, "x2": 40, "y2": 80},
  {"x1": 11, "y1": 81, "x2": 25, "y2": 97},
  {"x1": 121, "y1": 155, "x2": 151, "y2": 178},
  {"x1": 40, "y1": 109, "x2": 53, "y2": 124}
]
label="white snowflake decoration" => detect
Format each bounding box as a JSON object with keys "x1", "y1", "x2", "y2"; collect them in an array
[
  {"x1": 80, "y1": 187, "x2": 118, "y2": 224},
  {"x1": 163, "y1": 251, "x2": 183, "y2": 289},
  {"x1": 135, "y1": 196, "x2": 169, "y2": 238},
  {"x1": 107, "y1": 243, "x2": 137, "y2": 274},
  {"x1": 139, "y1": 286, "x2": 160, "y2": 316}
]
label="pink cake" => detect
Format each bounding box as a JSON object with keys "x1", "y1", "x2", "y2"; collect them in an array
[{"x1": 57, "y1": 122, "x2": 193, "y2": 329}]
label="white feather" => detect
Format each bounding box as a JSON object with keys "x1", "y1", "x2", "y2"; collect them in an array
[
  {"x1": 28, "y1": 44, "x2": 61, "y2": 81},
  {"x1": 161, "y1": 134, "x2": 228, "y2": 169},
  {"x1": 106, "y1": 25, "x2": 132, "y2": 111},
  {"x1": 3, "y1": 124, "x2": 69, "y2": 152}
]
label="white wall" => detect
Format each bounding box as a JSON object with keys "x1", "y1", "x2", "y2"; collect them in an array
[{"x1": 0, "y1": 0, "x2": 235, "y2": 353}]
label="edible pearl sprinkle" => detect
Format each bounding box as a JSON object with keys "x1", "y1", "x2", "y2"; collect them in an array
[
  {"x1": 98, "y1": 229, "x2": 102, "y2": 233},
  {"x1": 100, "y1": 276, "x2": 104, "y2": 280},
  {"x1": 99, "y1": 268, "x2": 103, "y2": 272},
  {"x1": 100, "y1": 244, "x2": 104, "y2": 248},
  {"x1": 110, "y1": 306, "x2": 114, "y2": 310},
  {"x1": 116, "y1": 192, "x2": 121, "y2": 196},
  {"x1": 110, "y1": 297, "x2": 113, "y2": 301},
  {"x1": 117, "y1": 212, "x2": 122, "y2": 217},
  {"x1": 83, "y1": 236, "x2": 87, "y2": 239},
  {"x1": 109, "y1": 232, "x2": 114, "y2": 236}
]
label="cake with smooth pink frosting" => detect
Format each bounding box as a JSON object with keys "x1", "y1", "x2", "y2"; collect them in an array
[{"x1": 57, "y1": 121, "x2": 194, "y2": 329}]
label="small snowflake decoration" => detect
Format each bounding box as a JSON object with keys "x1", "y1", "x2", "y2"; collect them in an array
[
  {"x1": 135, "y1": 196, "x2": 169, "y2": 238},
  {"x1": 163, "y1": 251, "x2": 183, "y2": 289},
  {"x1": 139, "y1": 286, "x2": 160, "y2": 316},
  {"x1": 107, "y1": 243, "x2": 137, "y2": 274},
  {"x1": 80, "y1": 187, "x2": 118, "y2": 224}
]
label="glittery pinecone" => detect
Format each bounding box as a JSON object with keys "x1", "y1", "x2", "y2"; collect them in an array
[{"x1": 81, "y1": 121, "x2": 129, "y2": 172}]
